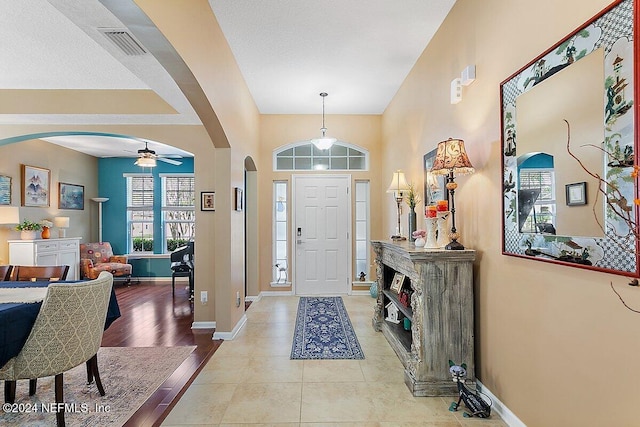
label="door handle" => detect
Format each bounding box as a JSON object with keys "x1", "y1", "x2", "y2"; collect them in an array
[{"x1": 297, "y1": 227, "x2": 303, "y2": 244}]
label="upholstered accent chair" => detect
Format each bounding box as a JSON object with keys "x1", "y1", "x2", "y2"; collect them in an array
[
  {"x1": 80, "y1": 242, "x2": 132, "y2": 281},
  {"x1": 0, "y1": 271, "x2": 113, "y2": 427}
]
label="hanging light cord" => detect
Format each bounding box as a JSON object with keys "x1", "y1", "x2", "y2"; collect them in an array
[{"x1": 320, "y1": 92, "x2": 328, "y2": 135}]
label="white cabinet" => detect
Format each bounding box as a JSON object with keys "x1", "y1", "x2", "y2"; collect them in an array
[{"x1": 8, "y1": 237, "x2": 81, "y2": 281}]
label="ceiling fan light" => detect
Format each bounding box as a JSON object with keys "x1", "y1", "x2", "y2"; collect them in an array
[{"x1": 135, "y1": 156, "x2": 157, "y2": 167}]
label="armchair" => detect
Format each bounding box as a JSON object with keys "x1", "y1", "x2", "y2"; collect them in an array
[
  {"x1": 80, "y1": 242, "x2": 132, "y2": 282},
  {"x1": 0, "y1": 272, "x2": 113, "y2": 426}
]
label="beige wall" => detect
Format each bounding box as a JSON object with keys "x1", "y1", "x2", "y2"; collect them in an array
[
  {"x1": 259, "y1": 115, "x2": 383, "y2": 291},
  {"x1": 137, "y1": 0, "x2": 261, "y2": 331},
  {"x1": 383, "y1": 0, "x2": 638, "y2": 425},
  {"x1": 0, "y1": 139, "x2": 97, "y2": 262}
]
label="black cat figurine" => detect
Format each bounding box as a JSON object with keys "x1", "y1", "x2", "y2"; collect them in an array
[{"x1": 448, "y1": 360, "x2": 491, "y2": 418}]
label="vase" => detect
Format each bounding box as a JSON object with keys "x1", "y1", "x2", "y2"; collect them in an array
[
  {"x1": 20, "y1": 230, "x2": 37, "y2": 240},
  {"x1": 425, "y1": 218, "x2": 438, "y2": 248},
  {"x1": 408, "y1": 208, "x2": 417, "y2": 242},
  {"x1": 41, "y1": 226, "x2": 50, "y2": 239},
  {"x1": 414, "y1": 237, "x2": 426, "y2": 247},
  {"x1": 436, "y1": 212, "x2": 450, "y2": 248},
  {"x1": 369, "y1": 282, "x2": 378, "y2": 299}
]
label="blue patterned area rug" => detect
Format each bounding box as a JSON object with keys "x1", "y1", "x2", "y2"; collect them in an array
[{"x1": 291, "y1": 296, "x2": 364, "y2": 360}]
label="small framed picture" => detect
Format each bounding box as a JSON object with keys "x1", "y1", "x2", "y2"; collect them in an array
[
  {"x1": 390, "y1": 272, "x2": 405, "y2": 294},
  {"x1": 201, "y1": 191, "x2": 215, "y2": 211},
  {"x1": 234, "y1": 187, "x2": 243, "y2": 211},
  {"x1": 566, "y1": 182, "x2": 587, "y2": 206},
  {"x1": 58, "y1": 182, "x2": 85, "y2": 210},
  {"x1": 21, "y1": 164, "x2": 50, "y2": 207},
  {"x1": 0, "y1": 175, "x2": 11, "y2": 205}
]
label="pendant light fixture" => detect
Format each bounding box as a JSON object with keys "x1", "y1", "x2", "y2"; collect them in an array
[{"x1": 310, "y1": 92, "x2": 337, "y2": 150}]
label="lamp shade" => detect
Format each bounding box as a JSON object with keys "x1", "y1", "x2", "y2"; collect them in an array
[
  {"x1": 0, "y1": 206, "x2": 19, "y2": 224},
  {"x1": 430, "y1": 138, "x2": 475, "y2": 175},
  {"x1": 53, "y1": 216, "x2": 70, "y2": 228},
  {"x1": 386, "y1": 170, "x2": 410, "y2": 195},
  {"x1": 135, "y1": 156, "x2": 157, "y2": 167},
  {"x1": 310, "y1": 134, "x2": 337, "y2": 151}
]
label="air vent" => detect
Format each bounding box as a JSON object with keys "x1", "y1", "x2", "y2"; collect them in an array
[{"x1": 100, "y1": 29, "x2": 147, "y2": 56}]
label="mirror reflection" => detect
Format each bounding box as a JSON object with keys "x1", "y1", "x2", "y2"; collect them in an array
[
  {"x1": 501, "y1": 0, "x2": 637, "y2": 276},
  {"x1": 515, "y1": 47, "x2": 604, "y2": 238}
]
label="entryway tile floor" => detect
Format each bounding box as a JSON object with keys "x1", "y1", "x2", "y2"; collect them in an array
[{"x1": 162, "y1": 295, "x2": 507, "y2": 427}]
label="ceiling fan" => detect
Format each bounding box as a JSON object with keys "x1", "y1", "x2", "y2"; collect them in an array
[{"x1": 134, "y1": 142, "x2": 182, "y2": 167}]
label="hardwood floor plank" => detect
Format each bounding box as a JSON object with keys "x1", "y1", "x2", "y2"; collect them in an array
[{"x1": 101, "y1": 281, "x2": 222, "y2": 427}]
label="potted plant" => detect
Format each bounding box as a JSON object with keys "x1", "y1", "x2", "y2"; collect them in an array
[
  {"x1": 404, "y1": 183, "x2": 421, "y2": 241},
  {"x1": 16, "y1": 220, "x2": 42, "y2": 240}
]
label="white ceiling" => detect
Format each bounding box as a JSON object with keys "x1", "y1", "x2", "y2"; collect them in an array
[
  {"x1": 209, "y1": 0, "x2": 456, "y2": 114},
  {"x1": 0, "y1": 0, "x2": 455, "y2": 156}
]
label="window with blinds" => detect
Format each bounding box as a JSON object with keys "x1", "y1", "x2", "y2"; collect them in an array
[
  {"x1": 126, "y1": 175, "x2": 154, "y2": 252},
  {"x1": 162, "y1": 175, "x2": 195, "y2": 252},
  {"x1": 519, "y1": 169, "x2": 556, "y2": 233}
]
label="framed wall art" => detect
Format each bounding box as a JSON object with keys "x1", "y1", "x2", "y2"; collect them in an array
[
  {"x1": 201, "y1": 191, "x2": 215, "y2": 211},
  {"x1": 21, "y1": 164, "x2": 50, "y2": 207},
  {"x1": 423, "y1": 148, "x2": 446, "y2": 207},
  {"x1": 58, "y1": 182, "x2": 85, "y2": 210},
  {"x1": 390, "y1": 272, "x2": 405, "y2": 294},
  {"x1": 566, "y1": 182, "x2": 587, "y2": 206},
  {"x1": 0, "y1": 175, "x2": 11, "y2": 205}
]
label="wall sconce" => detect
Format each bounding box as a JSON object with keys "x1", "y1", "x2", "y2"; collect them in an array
[
  {"x1": 54, "y1": 216, "x2": 70, "y2": 238},
  {"x1": 451, "y1": 65, "x2": 476, "y2": 104}
]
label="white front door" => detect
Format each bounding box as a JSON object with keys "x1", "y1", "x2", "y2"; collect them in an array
[{"x1": 293, "y1": 175, "x2": 351, "y2": 295}]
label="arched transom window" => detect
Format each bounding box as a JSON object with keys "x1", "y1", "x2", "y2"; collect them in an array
[{"x1": 273, "y1": 141, "x2": 369, "y2": 171}]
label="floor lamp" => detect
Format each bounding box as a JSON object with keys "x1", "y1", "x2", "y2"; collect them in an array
[
  {"x1": 386, "y1": 170, "x2": 410, "y2": 240},
  {"x1": 91, "y1": 197, "x2": 109, "y2": 242},
  {"x1": 430, "y1": 138, "x2": 474, "y2": 250}
]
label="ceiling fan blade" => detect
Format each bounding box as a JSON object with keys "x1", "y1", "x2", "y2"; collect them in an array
[{"x1": 158, "y1": 157, "x2": 182, "y2": 166}]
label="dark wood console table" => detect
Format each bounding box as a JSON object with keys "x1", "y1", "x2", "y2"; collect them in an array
[{"x1": 371, "y1": 240, "x2": 476, "y2": 396}]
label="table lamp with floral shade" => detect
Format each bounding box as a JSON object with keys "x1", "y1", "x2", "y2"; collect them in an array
[{"x1": 430, "y1": 138, "x2": 475, "y2": 250}]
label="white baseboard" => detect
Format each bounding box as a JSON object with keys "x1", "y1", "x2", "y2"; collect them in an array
[
  {"x1": 191, "y1": 321, "x2": 216, "y2": 329},
  {"x1": 260, "y1": 290, "x2": 294, "y2": 297},
  {"x1": 350, "y1": 290, "x2": 372, "y2": 296},
  {"x1": 476, "y1": 380, "x2": 526, "y2": 427},
  {"x1": 245, "y1": 295, "x2": 261, "y2": 302},
  {"x1": 269, "y1": 281, "x2": 291, "y2": 288},
  {"x1": 212, "y1": 314, "x2": 247, "y2": 340}
]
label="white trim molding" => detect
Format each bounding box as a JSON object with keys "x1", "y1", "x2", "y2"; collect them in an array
[
  {"x1": 476, "y1": 381, "x2": 527, "y2": 427},
  {"x1": 212, "y1": 314, "x2": 247, "y2": 340},
  {"x1": 191, "y1": 321, "x2": 216, "y2": 330},
  {"x1": 260, "y1": 290, "x2": 295, "y2": 297}
]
